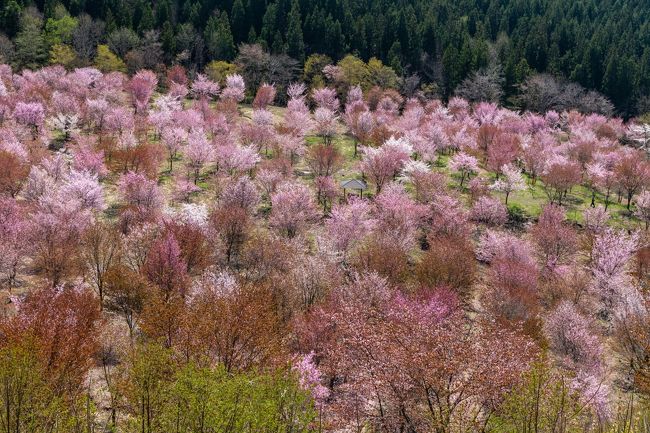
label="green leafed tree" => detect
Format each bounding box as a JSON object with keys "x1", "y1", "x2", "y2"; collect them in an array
[
  {"x1": 0, "y1": 341, "x2": 90, "y2": 433},
  {"x1": 162, "y1": 364, "x2": 317, "y2": 432},
  {"x1": 118, "y1": 342, "x2": 317, "y2": 433},
  {"x1": 487, "y1": 361, "x2": 594, "y2": 433},
  {"x1": 44, "y1": 11, "x2": 78, "y2": 47},
  {"x1": 94, "y1": 44, "x2": 127, "y2": 72}
]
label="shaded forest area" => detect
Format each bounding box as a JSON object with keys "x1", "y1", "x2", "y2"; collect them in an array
[{"x1": 1, "y1": 0, "x2": 649, "y2": 115}]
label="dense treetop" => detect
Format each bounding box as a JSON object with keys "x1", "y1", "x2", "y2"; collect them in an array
[
  {"x1": 1, "y1": 0, "x2": 650, "y2": 115},
  {"x1": 2, "y1": 1, "x2": 650, "y2": 430},
  {"x1": 0, "y1": 63, "x2": 649, "y2": 431}
]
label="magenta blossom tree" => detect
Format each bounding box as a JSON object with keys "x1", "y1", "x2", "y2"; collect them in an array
[
  {"x1": 491, "y1": 164, "x2": 526, "y2": 204},
  {"x1": 449, "y1": 151, "x2": 479, "y2": 187},
  {"x1": 221, "y1": 74, "x2": 246, "y2": 102},
  {"x1": 634, "y1": 191, "x2": 650, "y2": 229},
  {"x1": 14, "y1": 101, "x2": 45, "y2": 139},
  {"x1": 161, "y1": 127, "x2": 187, "y2": 172},
  {"x1": 325, "y1": 197, "x2": 376, "y2": 257},
  {"x1": 590, "y1": 228, "x2": 640, "y2": 316},
  {"x1": 270, "y1": 181, "x2": 318, "y2": 238},
  {"x1": 583, "y1": 205, "x2": 609, "y2": 234},
  {"x1": 0, "y1": 197, "x2": 30, "y2": 287},
  {"x1": 72, "y1": 139, "x2": 108, "y2": 178},
  {"x1": 531, "y1": 204, "x2": 577, "y2": 270},
  {"x1": 143, "y1": 232, "x2": 189, "y2": 299},
  {"x1": 304, "y1": 273, "x2": 535, "y2": 432},
  {"x1": 215, "y1": 144, "x2": 261, "y2": 175},
  {"x1": 252, "y1": 83, "x2": 276, "y2": 109},
  {"x1": 313, "y1": 107, "x2": 338, "y2": 145},
  {"x1": 191, "y1": 74, "x2": 220, "y2": 101},
  {"x1": 400, "y1": 160, "x2": 445, "y2": 203},
  {"x1": 129, "y1": 70, "x2": 158, "y2": 114},
  {"x1": 359, "y1": 136, "x2": 412, "y2": 194},
  {"x1": 346, "y1": 108, "x2": 373, "y2": 157},
  {"x1": 220, "y1": 176, "x2": 260, "y2": 214},
  {"x1": 185, "y1": 129, "x2": 214, "y2": 183},
  {"x1": 312, "y1": 87, "x2": 339, "y2": 112},
  {"x1": 374, "y1": 183, "x2": 428, "y2": 251},
  {"x1": 476, "y1": 229, "x2": 536, "y2": 266},
  {"x1": 544, "y1": 300, "x2": 603, "y2": 372},
  {"x1": 60, "y1": 169, "x2": 106, "y2": 212},
  {"x1": 470, "y1": 195, "x2": 508, "y2": 226},
  {"x1": 117, "y1": 171, "x2": 164, "y2": 227}
]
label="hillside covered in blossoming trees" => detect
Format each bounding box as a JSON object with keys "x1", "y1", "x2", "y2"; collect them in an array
[{"x1": 1, "y1": 64, "x2": 650, "y2": 433}]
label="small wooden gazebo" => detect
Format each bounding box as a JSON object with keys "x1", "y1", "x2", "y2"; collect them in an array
[{"x1": 341, "y1": 179, "x2": 368, "y2": 198}]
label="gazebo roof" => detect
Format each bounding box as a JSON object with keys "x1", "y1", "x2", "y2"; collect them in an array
[{"x1": 340, "y1": 179, "x2": 368, "y2": 190}]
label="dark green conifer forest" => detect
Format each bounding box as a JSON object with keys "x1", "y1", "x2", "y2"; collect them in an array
[{"x1": 1, "y1": 0, "x2": 649, "y2": 113}]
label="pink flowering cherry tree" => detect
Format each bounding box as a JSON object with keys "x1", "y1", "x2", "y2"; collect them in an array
[
  {"x1": 449, "y1": 151, "x2": 479, "y2": 187},
  {"x1": 270, "y1": 181, "x2": 319, "y2": 238},
  {"x1": 491, "y1": 164, "x2": 526, "y2": 204}
]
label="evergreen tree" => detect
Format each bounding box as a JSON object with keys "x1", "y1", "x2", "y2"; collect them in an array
[
  {"x1": 160, "y1": 21, "x2": 175, "y2": 61},
  {"x1": 13, "y1": 11, "x2": 49, "y2": 70},
  {"x1": 387, "y1": 41, "x2": 402, "y2": 74},
  {"x1": 285, "y1": 0, "x2": 304, "y2": 62},
  {"x1": 155, "y1": 0, "x2": 172, "y2": 28},
  {"x1": 247, "y1": 26, "x2": 258, "y2": 44},
  {"x1": 638, "y1": 48, "x2": 650, "y2": 95},
  {"x1": 68, "y1": 0, "x2": 85, "y2": 15},
  {"x1": 271, "y1": 30, "x2": 283, "y2": 54},
  {"x1": 105, "y1": 9, "x2": 117, "y2": 33},
  {"x1": 113, "y1": 0, "x2": 132, "y2": 29},
  {"x1": 247, "y1": 0, "x2": 266, "y2": 31},
  {"x1": 231, "y1": 0, "x2": 247, "y2": 42},
  {"x1": 187, "y1": 1, "x2": 202, "y2": 29},
  {"x1": 43, "y1": 0, "x2": 57, "y2": 19},
  {"x1": 204, "y1": 10, "x2": 235, "y2": 61},
  {"x1": 603, "y1": 54, "x2": 636, "y2": 113},
  {"x1": 137, "y1": 3, "x2": 155, "y2": 34},
  {"x1": 1, "y1": 1, "x2": 22, "y2": 38},
  {"x1": 571, "y1": 42, "x2": 604, "y2": 90},
  {"x1": 260, "y1": 2, "x2": 278, "y2": 45}
]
